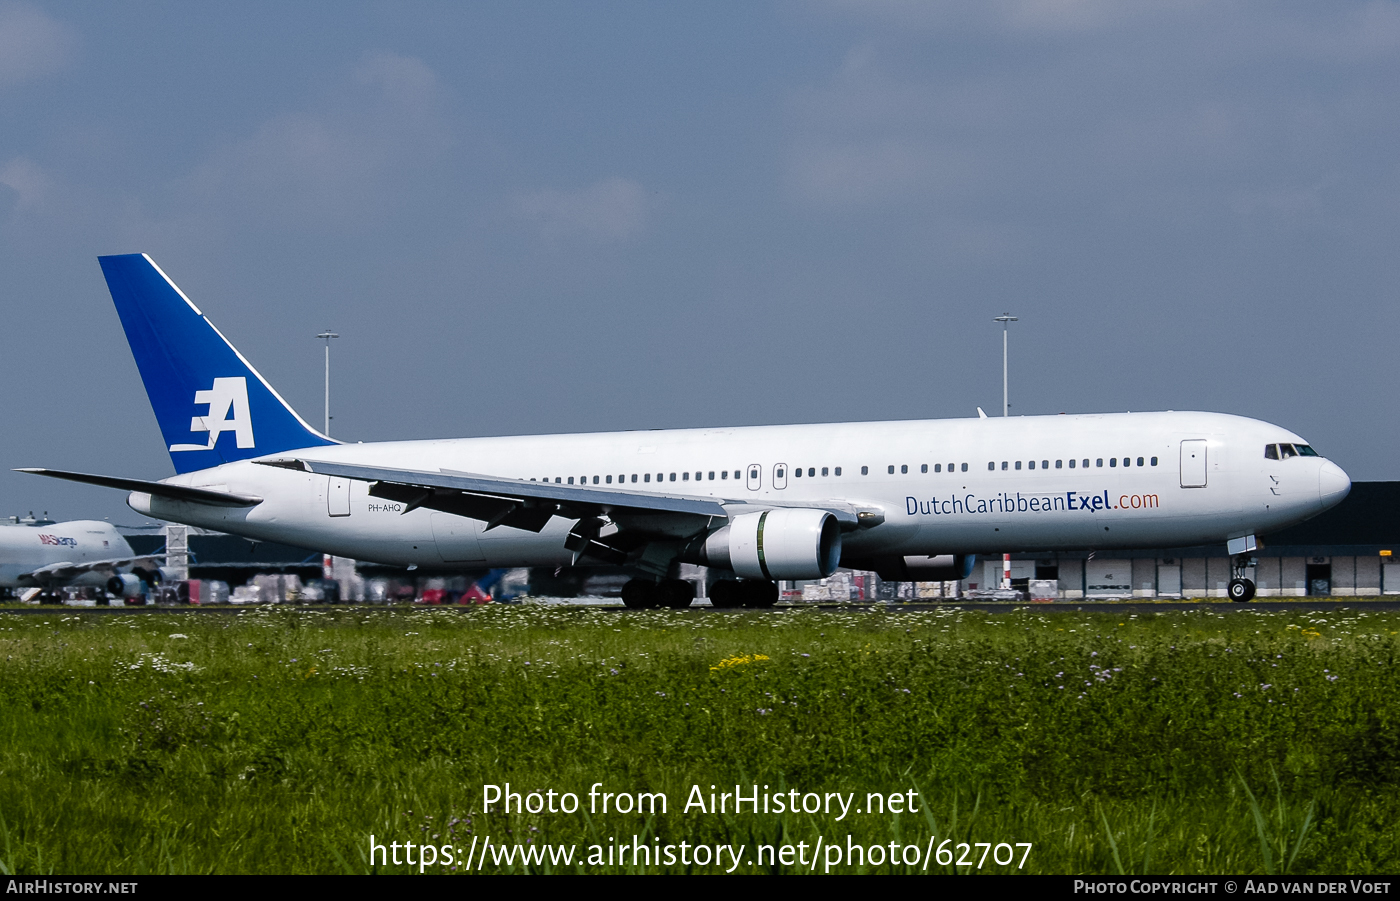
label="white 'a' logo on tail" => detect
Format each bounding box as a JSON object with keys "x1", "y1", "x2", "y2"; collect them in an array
[{"x1": 169, "y1": 377, "x2": 255, "y2": 452}]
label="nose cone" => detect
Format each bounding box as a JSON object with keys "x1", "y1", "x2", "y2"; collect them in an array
[{"x1": 1318, "y1": 460, "x2": 1351, "y2": 511}]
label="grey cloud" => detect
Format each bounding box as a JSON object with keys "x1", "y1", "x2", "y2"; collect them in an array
[
  {"x1": 0, "y1": 2, "x2": 73, "y2": 88},
  {"x1": 514, "y1": 177, "x2": 651, "y2": 243},
  {"x1": 180, "y1": 50, "x2": 449, "y2": 229},
  {"x1": 786, "y1": 139, "x2": 980, "y2": 206},
  {"x1": 994, "y1": 0, "x2": 1183, "y2": 34},
  {"x1": 824, "y1": 1, "x2": 1400, "y2": 60},
  {"x1": 817, "y1": 0, "x2": 1194, "y2": 36},
  {"x1": 0, "y1": 157, "x2": 50, "y2": 214},
  {"x1": 354, "y1": 49, "x2": 439, "y2": 115},
  {"x1": 786, "y1": 3, "x2": 1400, "y2": 231},
  {"x1": 784, "y1": 43, "x2": 1001, "y2": 205},
  {"x1": 0, "y1": 153, "x2": 98, "y2": 244},
  {"x1": 1233, "y1": 2, "x2": 1400, "y2": 64}
]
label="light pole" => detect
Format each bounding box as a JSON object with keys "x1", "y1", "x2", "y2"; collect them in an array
[
  {"x1": 992, "y1": 314, "x2": 1017, "y2": 590},
  {"x1": 317, "y1": 329, "x2": 339, "y2": 436},
  {"x1": 993, "y1": 314, "x2": 1017, "y2": 417}
]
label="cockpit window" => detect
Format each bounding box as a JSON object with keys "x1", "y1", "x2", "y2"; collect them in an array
[
  {"x1": 1280, "y1": 444, "x2": 1298, "y2": 459},
  {"x1": 1296, "y1": 444, "x2": 1319, "y2": 457},
  {"x1": 1264, "y1": 444, "x2": 1279, "y2": 460}
]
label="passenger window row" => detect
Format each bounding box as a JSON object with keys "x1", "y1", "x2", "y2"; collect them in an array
[
  {"x1": 861, "y1": 464, "x2": 970, "y2": 475},
  {"x1": 525, "y1": 452, "x2": 1161, "y2": 488},
  {"x1": 985, "y1": 457, "x2": 1158, "y2": 471},
  {"x1": 856, "y1": 457, "x2": 1160, "y2": 475},
  {"x1": 529, "y1": 470, "x2": 746, "y2": 486}
]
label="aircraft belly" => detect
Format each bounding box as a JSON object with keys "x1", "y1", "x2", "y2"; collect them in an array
[
  {"x1": 480, "y1": 538, "x2": 572, "y2": 567},
  {"x1": 478, "y1": 519, "x2": 574, "y2": 566}
]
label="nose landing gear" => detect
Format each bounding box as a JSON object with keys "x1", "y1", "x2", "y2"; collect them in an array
[
  {"x1": 1227, "y1": 578, "x2": 1255, "y2": 602},
  {"x1": 1228, "y1": 553, "x2": 1256, "y2": 603}
]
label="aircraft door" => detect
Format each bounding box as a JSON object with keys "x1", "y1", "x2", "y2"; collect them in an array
[
  {"x1": 1180, "y1": 440, "x2": 1207, "y2": 488},
  {"x1": 327, "y1": 477, "x2": 351, "y2": 516},
  {"x1": 773, "y1": 463, "x2": 787, "y2": 490},
  {"x1": 746, "y1": 464, "x2": 761, "y2": 491}
]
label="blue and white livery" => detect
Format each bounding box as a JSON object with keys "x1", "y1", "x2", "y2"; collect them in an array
[{"x1": 20, "y1": 254, "x2": 1352, "y2": 606}]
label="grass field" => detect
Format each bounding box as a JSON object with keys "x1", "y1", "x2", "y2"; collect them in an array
[{"x1": 0, "y1": 603, "x2": 1396, "y2": 875}]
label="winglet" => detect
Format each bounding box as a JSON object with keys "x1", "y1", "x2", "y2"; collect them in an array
[{"x1": 977, "y1": 407, "x2": 988, "y2": 419}]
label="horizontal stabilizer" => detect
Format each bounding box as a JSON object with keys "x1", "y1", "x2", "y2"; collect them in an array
[{"x1": 15, "y1": 468, "x2": 263, "y2": 507}]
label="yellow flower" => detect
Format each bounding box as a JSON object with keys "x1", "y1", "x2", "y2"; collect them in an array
[{"x1": 710, "y1": 653, "x2": 770, "y2": 672}]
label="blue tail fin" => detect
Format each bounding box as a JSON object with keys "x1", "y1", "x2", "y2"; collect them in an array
[{"x1": 99, "y1": 254, "x2": 336, "y2": 474}]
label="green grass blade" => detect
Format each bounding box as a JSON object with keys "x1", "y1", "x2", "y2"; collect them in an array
[
  {"x1": 1100, "y1": 807, "x2": 1126, "y2": 876},
  {"x1": 1239, "y1": 773, "x2": 1275, "y2": 875}
]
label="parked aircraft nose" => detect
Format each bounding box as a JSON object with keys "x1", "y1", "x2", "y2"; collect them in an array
[{"x1": 1318, "y1": 460, "x2": 1351, "y2": 511}]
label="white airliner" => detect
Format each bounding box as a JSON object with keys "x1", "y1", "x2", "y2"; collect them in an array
[
  {"x1": 20, "y1": 255, "x2": 1351, "y2": 607},
  {"x1": 0, "y1": 517, "x2": 158, "y2": 599}
]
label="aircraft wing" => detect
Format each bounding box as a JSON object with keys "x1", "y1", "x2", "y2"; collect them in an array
[
  {"x1": 281, "y1": 459, "x2": 883, "y2": 532},
  {"x1": 23, "y1": 554, "x2": 164, "y2": 583},
  {"x1": 278, "y1": 459, "x2": 730, "y2": 533}
]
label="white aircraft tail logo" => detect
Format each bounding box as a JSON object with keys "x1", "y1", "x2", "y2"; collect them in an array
[{"x1": 169, "y1": 377, "x2": 255, "y2": 452}]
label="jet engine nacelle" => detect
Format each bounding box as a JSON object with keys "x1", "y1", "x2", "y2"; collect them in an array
[
  {"x1": 705, "y1": 509, "x2": 842, "y2": 580},
  {"x1": 106, "y1": 573, "x2": 146, "y2": 598}
]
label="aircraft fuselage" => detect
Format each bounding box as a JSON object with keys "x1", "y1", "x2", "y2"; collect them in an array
[{"x1": 129, "y1": 410, "x2": 1349, "y2": 570}]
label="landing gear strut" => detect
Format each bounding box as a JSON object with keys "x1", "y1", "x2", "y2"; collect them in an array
[{"x1": 1228, "y1": 554, "x2": 1256, "y2": 603}]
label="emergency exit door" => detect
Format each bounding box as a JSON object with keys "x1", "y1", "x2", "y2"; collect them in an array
[{"x1": 1180, "y1": 440, "x2": 1207, "y2": 488}]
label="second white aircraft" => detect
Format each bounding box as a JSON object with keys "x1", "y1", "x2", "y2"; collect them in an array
[
  {"x1": 0, "y1": 516, "x2": 158, "y2": 600},
  {"x1": 22, "y1": 254, "x2": 1351, "y2": 607}
]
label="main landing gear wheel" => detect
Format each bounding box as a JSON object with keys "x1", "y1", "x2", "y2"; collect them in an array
[
  {"x1": 620, "y1": 579, "x2": 659, "y2": 610},
  {"x1": 1228, "y1": 578, "x2": 1256, "y2": 603},
  {"x1": 708, "y1": 581, "x2": 743, "y2": 609},
  {"x1": 739, "y1": 579, "x2": 778, "y2": 609},
  {"x1": 656, "y1": 578, "x2": 696, "y2": 609}
]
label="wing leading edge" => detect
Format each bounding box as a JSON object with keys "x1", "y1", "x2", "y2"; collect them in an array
[{"x1": 277, "y1": 459, "x2": 730, "y2": 532}]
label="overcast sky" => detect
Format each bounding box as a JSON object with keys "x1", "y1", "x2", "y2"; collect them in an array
[{"x1": 2, "y1": 1, "x2": 1398, "y2": 524}]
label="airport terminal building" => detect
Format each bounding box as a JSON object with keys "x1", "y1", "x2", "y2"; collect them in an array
[{"x1": 963, "y1": 480, "x2": 1400, "y2": 599}]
